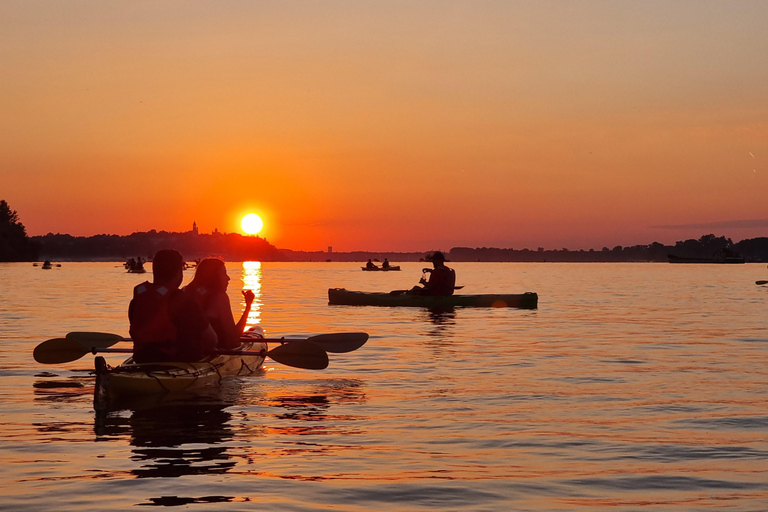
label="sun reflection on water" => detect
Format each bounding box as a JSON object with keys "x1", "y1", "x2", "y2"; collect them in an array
[{"x1": 240, "y1": 261, "x2": 262, "y2": 328}]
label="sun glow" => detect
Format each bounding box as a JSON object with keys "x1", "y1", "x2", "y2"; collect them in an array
[{"x1": 241, "y1": 213, "x2": 264, "y2": 235}]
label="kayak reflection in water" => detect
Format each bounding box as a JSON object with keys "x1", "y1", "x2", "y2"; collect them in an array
[
  {"x1": 184, "y1": 257, "x2": 255, "y2": 350},
  {"x1": 408, "y1": 251, "x2": 456, "y2": 296}
]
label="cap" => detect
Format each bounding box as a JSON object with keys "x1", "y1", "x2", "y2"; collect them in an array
[{"x1": 427, "y1": 251, "x2": 448, "y2": 262}]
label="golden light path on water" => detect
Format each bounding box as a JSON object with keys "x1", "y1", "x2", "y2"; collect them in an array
[{"x1": 240, "y1": 261, "x2": 262, "y2": 328}]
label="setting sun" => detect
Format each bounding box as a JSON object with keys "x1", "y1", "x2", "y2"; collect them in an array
[{"x1": 241, "y1": 213, "x2": 264, "y2": 235}]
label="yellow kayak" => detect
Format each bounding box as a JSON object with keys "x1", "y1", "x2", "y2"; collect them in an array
[{"x1": 94, "y1": 327, "x2": 267, "y2": 404}]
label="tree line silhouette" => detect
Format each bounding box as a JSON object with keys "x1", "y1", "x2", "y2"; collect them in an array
[
  {"x1": 32, "y1": 230, "x2": 281, "y2": 262},
  {"x1": 447, "y1": 234, "x2": 767, "y2": 262},
  {"x1": 0, "y1": 200, "x2": 40, "y2": 261},
  {"x1": 1, "y1": 199, "x2": 767, "y2": 262}
]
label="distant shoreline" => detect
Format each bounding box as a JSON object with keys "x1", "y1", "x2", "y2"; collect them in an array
[{"x1": 25, "y1": 231, "x2": 768, "y2": 264}]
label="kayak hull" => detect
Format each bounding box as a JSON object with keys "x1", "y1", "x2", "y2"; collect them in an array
[
  {"x1": 361, "y1": 266, "x2": 401, "y2": 271},
  {"x1": 94, "y1": 327, "x2": 267, "y2": 405},
  {"x1": 328, "y1": 288, "x2": 538, "y2": 309}
]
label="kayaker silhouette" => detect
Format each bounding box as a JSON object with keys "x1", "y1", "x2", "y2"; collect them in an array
[
  {"x1": 184, "y1": 257, "x2": 255, "y2": 350},
  {"x1": 408, "y1": 251, "x2": 456, "y2": 296},
  {"x1": 366, "y1": 259, "x2": 377, "y2": 269},
  {"x1": 128, "y1": 249, "x2": 217, "y2": 363}
]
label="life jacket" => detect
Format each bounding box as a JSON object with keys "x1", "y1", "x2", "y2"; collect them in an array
[{"x1": 129, "y1": 281, "x2": 177, "y2": 362}]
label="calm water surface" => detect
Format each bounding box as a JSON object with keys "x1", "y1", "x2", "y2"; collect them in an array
[{"x1": 1, "y1": 261, "x2": 767, "y2": 511}]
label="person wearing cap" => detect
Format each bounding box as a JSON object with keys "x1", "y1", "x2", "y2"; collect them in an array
[{"x1": 410, "y1": 251, "x2": 456, "y2": 296}]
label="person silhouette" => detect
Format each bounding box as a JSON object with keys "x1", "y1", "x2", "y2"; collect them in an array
[
  {"x1": 409, "y1": 251, "x2": 456, "y2": 296},
  {"x1": 184, "y1": 257, "x2": 255, "y2": 350}
]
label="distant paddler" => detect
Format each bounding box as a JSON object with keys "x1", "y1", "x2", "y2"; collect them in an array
[{"x1": 409, "y1": 251, "x2": 456, "y2": 296}]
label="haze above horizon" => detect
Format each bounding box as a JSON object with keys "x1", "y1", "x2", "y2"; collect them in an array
[{"x1": 2, "y1": 1, "x2": 767, "y2": 252}]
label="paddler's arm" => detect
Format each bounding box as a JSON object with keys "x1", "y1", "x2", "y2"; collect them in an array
[
  {"x1": 211, "y1": 291, "x2": 251, "y2": 348},
  {"x1": 235, "y1": 289, "x2": 255, "y2": 336}
]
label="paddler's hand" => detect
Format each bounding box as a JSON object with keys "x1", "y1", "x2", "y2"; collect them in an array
[{"x1": 242, "y1": 289, "x2": 255, "y2": 307}]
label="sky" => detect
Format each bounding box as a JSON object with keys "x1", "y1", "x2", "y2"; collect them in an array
[{"x1": 2, "y1": 1, "x2": 767, "y2": 252}]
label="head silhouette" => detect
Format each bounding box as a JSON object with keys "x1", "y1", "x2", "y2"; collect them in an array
[
  {"x1": 152, "y1": 249, "x2": 184, "y2": 286},
  {"x1": 426, "y1": 251, "x2": 448, "y2": 268},
  {"x1": 189, "y1": 257, "x2": 228, "y2": 293}
]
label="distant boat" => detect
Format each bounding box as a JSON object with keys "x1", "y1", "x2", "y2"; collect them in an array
[
  {"x1": 125, "y1": 258, "x2": 146, "y2": 273},
  {"x1": 361, "y1": 266, "x2": 401, "y2": 272},
  {"x1": 668, "y1": 250, "x2": 745, "y2": 264}
]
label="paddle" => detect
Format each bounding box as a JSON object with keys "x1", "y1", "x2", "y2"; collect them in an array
[
  {"x1": 35, "y1": 337, "x2": 98, "y2": 364},
  {"x1": 390, "y1": 285, "x2": 464, "y2": 295},
  {"x1": 34, "y1": 337, "x2": 329, "y2": 370},
  {"x1": 66, "y1": 332, "x2": 126, "y2": 348},
  {"x1": 756, "y1": 280, "x2": 768, "y2": 285},
  {"x1": 65, "y1": 331, "x2": 367, "y2": 354},
  {"x1": 298, "y1": 332, "x2": 368, "y2": 353}
]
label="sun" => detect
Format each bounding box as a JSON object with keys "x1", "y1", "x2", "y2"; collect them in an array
[{"x1": 241, "y1": 213, "x2": 264, "y2": 235}]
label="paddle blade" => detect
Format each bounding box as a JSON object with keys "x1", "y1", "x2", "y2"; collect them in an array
[
  {"x1": 34, "y1": 338, "x2": 90, "y2": 364},
  {"x1": 267, "y1": 341, "x2": 329, "y2": 370},
  {"x1": 66, "y1": 331, "x2": 125, "y2": 348},
  {"x1": 307, "y1": 332, "x2": 369, "y2": 353}
]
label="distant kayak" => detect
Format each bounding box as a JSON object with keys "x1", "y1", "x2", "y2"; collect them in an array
[
  {"x1": 667, "y1": 253, "x2": 745, "y2": 264},
  {"x1": 328, "y1": 288, "x2": 538, "y2": 309},
  {"x1": 361, "y1": 266, "x2": 401, "y2": 271}
]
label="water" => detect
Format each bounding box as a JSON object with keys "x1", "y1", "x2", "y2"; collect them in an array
[{"x1": 1, "y1": 261, "x2": 767, "y2": 511}]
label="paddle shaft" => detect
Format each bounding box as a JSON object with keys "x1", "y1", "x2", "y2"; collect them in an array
[
  {"x1": 391, "y1": 285, "x2": 464, "y2": 294},
  {"x1": 110, "y1": 337, "x2": 329, "y2": 344},
  {"x1": 88, "y1": 347, "x2": 269, "y2": 357},
  {"x1": 89, "y1": 343, "x2": 327, "y2": 370},
  {"x1": 35, "y1": 336, "x2": 331, "y2": 369},
  {"x1": 68, "y1": 332, "x2": 367, "y2": 354}
]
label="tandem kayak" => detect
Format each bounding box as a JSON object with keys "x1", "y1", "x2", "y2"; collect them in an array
[
  {"x1": 94, "y1": 326, "x2": 267, "y2": 407},
  {"x1": 361, "y1": 266, "x2": 401, "y2": 271},
  {"x1": 328, "y1": 288, "x2": 538, "y2": 309}
]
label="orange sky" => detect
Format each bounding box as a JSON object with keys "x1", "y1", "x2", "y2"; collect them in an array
[{"x1": 2, "y1": 1, "x2": 767, "y2": 252}]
